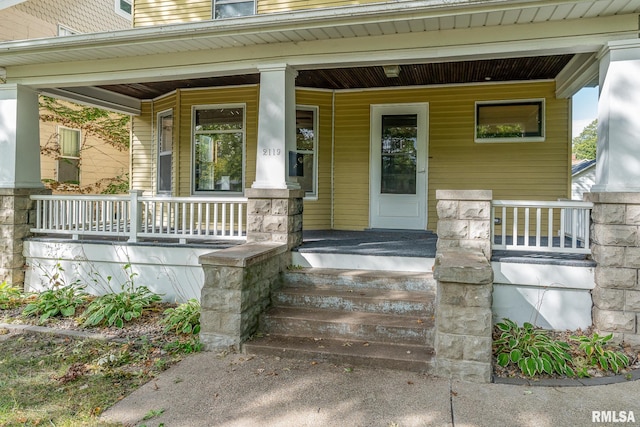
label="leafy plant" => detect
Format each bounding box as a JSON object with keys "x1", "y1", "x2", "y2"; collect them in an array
[
  {"x1": 570, "y1": 332, "x2": 630, "y2": 374},
  {"x1": 493, "y1": 318, "x2": 575, "y2": 377},
  {"x1": 162, "y1": 298, "x2": 201, "y2": 335},
  {"x1": 0, "y1": 281, "x2": 25, "y2": 309},
  {"x1": 82, "y1": 264, "x2": 162, "y2": 328},
  {"x1": 164, "y1": 337, "x2": 203, "y2": 354},
  {"x1": 22, "y1": 264, "x2": 88, "y2": 323}
]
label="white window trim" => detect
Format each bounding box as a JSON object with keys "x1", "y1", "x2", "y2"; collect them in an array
[
  {"x1": 157, "y1": 109, "x2": 173, "y2": 195},
  {"x1": 191, "y1": 104, "x2": 246, "y2": 196},
  {"x1": 474, "y1": 98, "x2": 545, "y2": 143},
  {"x1": 213, "y1": 0, "x2": 256, "y2": 19},
  {"x1": 115, "y1": 0, "x2": 132, "y2": 19},
  {"x1": 57, "y1": 24, "x2": 80, "y2": 36},
  {"x1": 295, "y1": 105, "x2": 319, "y2": 200},
  {"x1": 57, "y1": 126, "x2": 81, "y2": 183}
]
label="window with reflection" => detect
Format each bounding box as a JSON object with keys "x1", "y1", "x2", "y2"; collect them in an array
[
  {"x1": 289, "y1": 107, "x2": 318, "y2": 198},
  {"x1": 192, "y1": 106, "x2": 245, "y2": 193},
  {"x1": 380, "y1": 114, "x2": 417, "y2": 195},
  {"x1": 476, "y1": 100, "x2": 544, "y2": 142}
]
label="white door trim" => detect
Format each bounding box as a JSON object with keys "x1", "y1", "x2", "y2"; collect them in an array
[{"x1": 369, "y1": 102, "x2": 429, "y2": 230}]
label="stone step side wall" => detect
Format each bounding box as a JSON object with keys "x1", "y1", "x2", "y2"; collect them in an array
[{"x1": 586, "y1": 192, "x2": 640, "y2": 347}]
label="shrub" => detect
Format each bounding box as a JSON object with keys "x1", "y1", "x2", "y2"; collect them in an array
[
  {"x1": 81, "y1": 264, "x2": 162, "y2": 328},
  {"x1": 493, "y1": 318, "x2": 575, "y2": 377},
  {"x1": 162, "y1": 298, "x2": 201, "y2": 335},
  {"x1": 570, "y1": 332, "x2": 630, "y2": 375},
  {"x1": 0, "y1": 281, "x2": 25, "y2": 309}
]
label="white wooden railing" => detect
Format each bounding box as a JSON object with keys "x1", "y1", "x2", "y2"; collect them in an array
[
  {"x1": 31, "y1": 191, "x2": 247, "y2": 243},
  {"x1": 491, "y1": 200, "x2": 593, "y2": 254}
]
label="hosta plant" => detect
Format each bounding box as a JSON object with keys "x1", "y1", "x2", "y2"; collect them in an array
[
  {"x1": 494, "y1": 318, "x2": 575, "y2": 378},
  {"x1": 162, "y1": 298, "x2": 201, "y2": 335},
  {"x1": 22, "y1": 284, "x2": 88, "y2": 324},
  {"x1": 82, "y1": 264, "x2": 162, "y2": 328},
  {"x1": 570, "y1": 332, "x2": 630, "y2": 374}
]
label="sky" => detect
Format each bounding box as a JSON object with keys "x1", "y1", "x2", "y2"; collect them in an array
[{"x1": 572, "y1": 86, "x2": 598, "y2": 138}]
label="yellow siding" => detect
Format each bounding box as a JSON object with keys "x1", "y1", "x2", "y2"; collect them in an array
[
  {"x1": 176, "y1": 86, "x2": 259, "y2": 196},
  {"x1": 133, "y1": 0, "x2": 211, "y2": 27},
  {"x1": 333, "y1": 81, "x2": 570, "y2": 231},
  {"x1": 131, "y1": 102, "x2": 154, "y2": 193},
  {"x1": 296, "y1": 89, "x2": 333, "y2": 230},
  {"x1": 258, "y1": 0, "x2": 382, "y2": 14}
]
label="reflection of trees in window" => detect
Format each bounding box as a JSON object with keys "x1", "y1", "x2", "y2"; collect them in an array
[
  {"x1": 193, "y1": 107, "x2": 244, "y2": 193},
  {"x1": 381, "y1": 115, "x2": 417, "y2": 195},
  {"x1": 289, "y1": 108, "x2": 317, "y2": 196},
  {"x1": 476, "y1": 101, "x2": 543, "y2": 139}
]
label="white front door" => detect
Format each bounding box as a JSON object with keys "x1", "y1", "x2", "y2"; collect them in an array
[{"x1": 370, "y1": 103, "x2": 428, "y2": 230}]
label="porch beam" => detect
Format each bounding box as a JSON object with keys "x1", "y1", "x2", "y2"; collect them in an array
[
  {"x1": 2, "y1": 14, "x2": 637, "y2": 89},
  {"x1": 41, "y1": 87, "x2": 141, "y2": 115},
  {"x1": 593, "y1": 39, "x2": 640, "y2": 192},
  {"x1": 555, "y1": 52, "x2": 599, "y2": 99}
]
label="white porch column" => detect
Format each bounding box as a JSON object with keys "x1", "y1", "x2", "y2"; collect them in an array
[
  {"x1": 593, "y1": 40, "x2": 640, "y2": 192},
  {"x1": 0, "y1": 84, "x2": 42, "y2": 189},
  {"x1": 252, "y1": 64, "x2": 299, "y2": 189}
]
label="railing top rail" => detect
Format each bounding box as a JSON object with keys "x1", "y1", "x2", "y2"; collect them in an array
[
  {"x1": 30, "y1": 194, "x2": 130, "y2": 201},
  {"x1": 140, "y1": 196, "x2": 248, "y2": 203},
  {"x1": 492, "y1": 200, "x2": 593, "y2": 208}
]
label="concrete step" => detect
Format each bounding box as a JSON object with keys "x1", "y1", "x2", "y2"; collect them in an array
[
  {"x1": 243, "y1": 334, "x2": 434, "y2": 373},
  {"x1": 261, "y1": 306, "x2": 434, "y2": 345},
  {"x1": 272, "y1": 286, "x2": 435, "y2": 317},
  {"x1": 283, "y1": 268, "x2": 436, "y2": 292}
]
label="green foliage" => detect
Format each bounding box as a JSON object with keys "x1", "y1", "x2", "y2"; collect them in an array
[
  {"x1": 493, "y1": 319, "x2": 575, "y2": 378},
  {"x1": 477, "y1": 124, "x2": 525, "y2": 139},
  {"x1": 0, "y1": 281, "x2": 25, "y2": 309},
  {"x1": 100, "y1": 172, "x2": 130, "y2": 194},
  {"x1": 161, "y1": 298, "x2": 201, "y2": 335},
  {"x1": 570, "y1": 332, "x2": 630, "y2": 375},
  {"x1": 81, "y1": 264, "x2": 162, "y2": 328},
  {"x1": 39, "y1": 96, "x2": 130, "y2": 151},
  {"x1": 164, "y1": 337, "x2": 203, "y2": 354},
  {"x1": 572, "y1": 119, "x2": 597, "y2": 160},
  {"x1": 22, "y1": 264, "x2": 88, "y2": 323}
]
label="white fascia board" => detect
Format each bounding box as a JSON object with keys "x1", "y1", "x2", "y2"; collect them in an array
[
  {"x1": 0, "y1": 0, "x2": 26, "y2": 10},
  {"x1": 0, "y1": 0, "x2": 604, "y2": 59},
  {"x1": 40, "y1": 87, "x2": 140, "y2": 115},
  {"x1": 555, "y1": 52, "x2": 599, "y2": 98}
]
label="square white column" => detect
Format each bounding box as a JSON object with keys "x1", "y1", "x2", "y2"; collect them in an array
[
  {"x1": 593, "y1": 40, "x2": 640, "y2": 192},
  {"x1": 0, "y1": 84, "x2": 43, "y2": 189},
  {"x1": 252, "y1": 64, "x2": 300, "y2": 190}
]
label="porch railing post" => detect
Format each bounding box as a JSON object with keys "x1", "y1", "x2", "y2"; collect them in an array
[{"x1": 128, "y1": 190, "x2": 143, "y2": 243}]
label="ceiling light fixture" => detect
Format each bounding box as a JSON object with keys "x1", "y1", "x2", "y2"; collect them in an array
[{"x1": 383, "y1": 65, "x2": 401, "y2": 78}]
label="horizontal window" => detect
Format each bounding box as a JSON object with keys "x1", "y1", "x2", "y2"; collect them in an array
[
  {"x1": 214, "y1": 0, "x2": 255, "y2": 19},
  {"x1": 475, "y1": 100, "x2": 544, "y2": 143}
]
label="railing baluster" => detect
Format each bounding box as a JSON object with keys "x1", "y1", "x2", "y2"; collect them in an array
[{"x1": 547, "y1": 208, "x2": 553, "y2": 248}]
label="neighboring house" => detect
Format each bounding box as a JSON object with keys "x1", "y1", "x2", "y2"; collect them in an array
[
  {"x1": 0, "y1": 0, "x2": 131, "y2": 193},
  {"x1": 571, "y1": 159, "x2": 596, "y2": 201},
  {"x1": 2, "y1": 0, "x2": 640, "y2": 377}
]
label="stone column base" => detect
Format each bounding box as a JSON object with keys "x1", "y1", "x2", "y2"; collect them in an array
[{"x1": 246, "y1": 188, "x2": 304, "y2": 250}]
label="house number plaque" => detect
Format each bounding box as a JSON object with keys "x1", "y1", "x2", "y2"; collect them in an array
[{"x1": 262, "y1": 148, "x2": 282, "y2": 156}]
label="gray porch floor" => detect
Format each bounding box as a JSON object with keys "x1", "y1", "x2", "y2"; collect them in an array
[{"x1": 298, "y1": 230, "x2": 594, "y2": 267}]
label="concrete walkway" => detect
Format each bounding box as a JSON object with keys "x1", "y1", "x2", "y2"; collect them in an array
[{"x1": 101, "y1": 351, "x2": 640, "y2": 427}]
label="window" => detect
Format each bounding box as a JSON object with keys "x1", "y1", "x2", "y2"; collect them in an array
[
  {"x1": 289, "y1": 106, "x2": 318, "y2": 198},
  {"x1": 475, "y1": 100, "x2": 544, "y2": 143},
  {"x1": 213, "y1": 0, "x2": 255, "y2": 19},
  {"x1": 57, "y1": 127, "x2": 81, "y2": 184},
  {"x1": 192, "y1": 105, "x2": 245, "y2": 194},
  {"x1": 115, "y1": 0, "x2": 132, "y2": 19},
  {"x1": 157, "y1": 110, "x2": 173, "y2": 194},
  {"x1": 57, "y1": 24, "x2": 79, "y2": 36}
]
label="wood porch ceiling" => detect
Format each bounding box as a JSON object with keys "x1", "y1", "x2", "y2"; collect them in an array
[{"x1": 98, "y1": 55, "x2": 574, "y2": 99}]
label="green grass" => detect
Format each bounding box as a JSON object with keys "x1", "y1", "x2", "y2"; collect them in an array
[{"x1": 0, "y1": 332, "x2": 190, "y2": 426}]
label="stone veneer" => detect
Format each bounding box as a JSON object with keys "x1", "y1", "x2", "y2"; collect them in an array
[
  {"x1": 0, "y1": 188, "x2": 48, "y2": 287},
  {"x1": 586, "y1": 192, "x2": 640, "y2": 347},
  {"x1": 199, "y1": 243, "x2": 289, "y2": 350},
  {"x1": 435, "y1": 189, "x2": 493, "y2": 260},
  {"x1": 246, "y1": 188, "x2": 304, "y2": 250}
]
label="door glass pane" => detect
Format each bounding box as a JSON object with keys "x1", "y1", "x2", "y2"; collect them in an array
[{"x1": 380, "y1": 114, "x2": 417, "y2": 194}]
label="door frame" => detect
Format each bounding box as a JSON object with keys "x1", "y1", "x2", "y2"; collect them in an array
[{"x1": 369, "y1": 102, "x2": 429, "y2": 230}]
